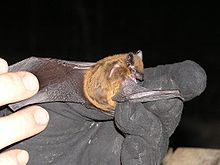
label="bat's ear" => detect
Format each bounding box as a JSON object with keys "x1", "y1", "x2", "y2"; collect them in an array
[
  {"x1": 136, "y1": 50, "x2": 143, "y2": 60},
  {"x1": 126, "y1": 52, "x2": 135, "y2": 66},
  {"x1": 108, "y1": 61, "x2": 120, "y2": 79}
]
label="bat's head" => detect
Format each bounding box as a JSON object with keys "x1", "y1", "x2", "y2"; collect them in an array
[
  {"x1": 83, "y1": 50, "x2": 144, "y2": 111},
  {"x1": 105, "y1": 50, "x2": 144, "y2": 83},
  {"x1": 125, "y1": 50, "x2": 144, "y2": 82}
]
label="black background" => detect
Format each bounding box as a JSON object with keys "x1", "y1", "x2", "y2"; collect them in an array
[{"x1": 0, "y1": 1, "x2": 219, "y2": 149}]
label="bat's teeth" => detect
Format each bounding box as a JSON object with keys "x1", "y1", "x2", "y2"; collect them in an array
[{"x1": 129, "y1": 76, "x2": 137, "y2": 83}]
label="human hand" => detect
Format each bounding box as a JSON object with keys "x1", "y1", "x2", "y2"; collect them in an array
[
  {"x1": 2, "y1": 60, "x2": 206, "y2": 165},
  {"x1": 0, "y1": 58, "x2": 49, "y2": 165},
  {"x1": 115, "y1": 60, "x2": 207, "y2": 165}
]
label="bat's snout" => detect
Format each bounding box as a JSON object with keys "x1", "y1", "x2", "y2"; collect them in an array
[{"x1": 135, "y1": 72, "x2": 144, "y2": 81}]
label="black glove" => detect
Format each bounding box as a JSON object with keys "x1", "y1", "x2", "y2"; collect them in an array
[
  {"x1": 115, "y1": 60, "x2": 206, "y2": 165},
  {"x1": 5, "y1": 60, "x2": 206, "y2": 165}
]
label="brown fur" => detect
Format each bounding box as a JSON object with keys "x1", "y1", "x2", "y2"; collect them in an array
[{"x1": 83, "y1": 53, "x2": 144, "y2": 111}]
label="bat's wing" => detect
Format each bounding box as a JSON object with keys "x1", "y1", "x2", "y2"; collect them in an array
[
  {"x1": 113, "y1": 78, "x2": 184, "y2": 103},
  {"x1": 8, "y1": 57, "x2": 95, "y2": 111}
]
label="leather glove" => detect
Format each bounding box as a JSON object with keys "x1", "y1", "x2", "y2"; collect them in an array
[{"x1": 3, "y1": 60, "x2": 206, "y2": 165}]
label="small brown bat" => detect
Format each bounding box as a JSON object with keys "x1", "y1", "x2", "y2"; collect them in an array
[{"x1": 8, "y1": 50, "x2": 183, "y2": 114}]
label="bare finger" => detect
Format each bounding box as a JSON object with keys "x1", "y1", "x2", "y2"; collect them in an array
[
  {"x1": 0, "y1": 106, "x2": 49, "y2": 149},
  {"x1": 0, "y1": 58, "x2": 8, "y2": 74},
  {"x1": 0, "y1": 71, "x2": 39, "y2": 106},
  {"x1": 0, "y1": 149, "x2": 29, "y2": 165}
]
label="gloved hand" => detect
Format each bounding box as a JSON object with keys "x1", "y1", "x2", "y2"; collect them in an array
[
  {"x1": 3, "y1": 60, "x2": 206, "y2": 165},
  {"x1": 115, "y1": 60, "x2": 206, "y2": 165}
]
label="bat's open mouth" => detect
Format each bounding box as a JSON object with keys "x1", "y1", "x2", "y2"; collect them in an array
[
  {"x1": 129, "y1": 75, "x2": 138, "y2": 83},
  {"x1": 130, "y1": 72, "x2": 144, "y2": 84}
]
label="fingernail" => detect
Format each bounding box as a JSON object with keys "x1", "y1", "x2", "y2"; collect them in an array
[
  {"x1": 22, "y1": 73, "x2": 39, "y2": 91},
  {"x1": 34, "y1": 107, "x2": 49, "y2": 125},
  {"x1": 17, "y1": 150, "x2": 29, "y2": 164}
]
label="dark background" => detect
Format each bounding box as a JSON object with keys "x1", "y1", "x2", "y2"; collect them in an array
[{"x1": 0, "y1": 1, "x2": 219, "y2": 149}]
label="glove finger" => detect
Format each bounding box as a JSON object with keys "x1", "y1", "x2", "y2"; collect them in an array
[
  {"x1": 115, "y1": 102, "x2": 168, "y2": 147},
  {"x1": 143, "y1": 60, "x2": 207, "y2": 101},
  {"x1": 115, "y1": 102, "x2": 162, "y2": 137},
  {"x1": 115, "y1": 102, "x2": 170, "y2": 165},
  {"x1": 144, "y1": 98, "x2": 183, "y2": 137},
  {"x1": 121, "y1": 135, "x2": 167, "y2": 165}
]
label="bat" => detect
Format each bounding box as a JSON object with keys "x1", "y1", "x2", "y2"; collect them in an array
[{"x1": 8, "y1": 50, "x2": 183, "y2": 115}]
